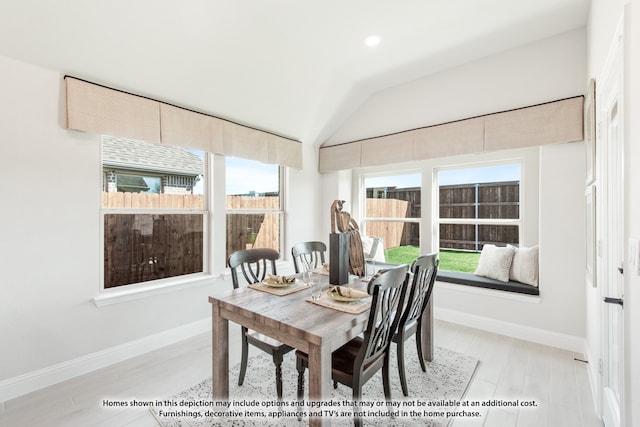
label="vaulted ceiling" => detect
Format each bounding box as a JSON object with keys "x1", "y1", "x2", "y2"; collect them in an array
[{"x1": 0, "y1": 0, "x2": 589, "y2": 145}]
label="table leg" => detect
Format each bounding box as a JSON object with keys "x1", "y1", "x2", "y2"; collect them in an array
[
  {"x1": 212, "y1": 302, "x2": 229, "y2": 400},
  {"x1": 420, "y1": 297, "x2": 433, "y2": 362},
  {"x1": 308, "y1": 342, "x2": 331, "y2": 427}
]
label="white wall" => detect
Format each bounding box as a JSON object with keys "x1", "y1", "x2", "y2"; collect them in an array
[
  {"x1": 0, "y1": 53, "x2": 326, "y2": 401},
  {"x1": 326, "y1": 28, "x2": 586, "y2": 146},
  {"x1": 0, "y1": 55, "x2": 228, "y2": 398}
]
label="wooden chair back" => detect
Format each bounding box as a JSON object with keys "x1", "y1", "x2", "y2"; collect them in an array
[
  {"x1": 228, "y1": 248, "x2": 279, "y2": 288},
  {"x1": 291, "y1": 241, "x2": 327, "y2": 273},
  {"x1": 398, "y1": 253, "x2": 439, "y2": 331},
  {"x1": 358, "y1": 264, "x2": 409, "y2": 371}
]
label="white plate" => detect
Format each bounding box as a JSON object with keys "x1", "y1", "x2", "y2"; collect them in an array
[
  {"x1": 327, "y1": 287, "x2": 368, "y2": 302},
  {"x1": 261, "y1": 278, "x2": 298, "y2": 288}
]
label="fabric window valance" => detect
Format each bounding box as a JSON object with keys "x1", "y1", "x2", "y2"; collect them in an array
[
  {"x1": 319, "y1": 96, "x2": 583, "y2": 172},
  {"x1": 65, "y1": 76, "x2": 302, "y2": 169}
]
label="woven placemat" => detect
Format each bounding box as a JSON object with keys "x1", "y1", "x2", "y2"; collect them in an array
[
  {"x1": 248, "y1": 282, "x2": 308, "y2": 296},
  {"x1": 305, "y1": 294, "x2": 371, "y2": 314}
]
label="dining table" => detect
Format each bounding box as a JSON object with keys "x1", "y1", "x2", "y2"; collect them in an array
[{"x1": 209, "y1": 270, "x2": 433, "y2": 427}]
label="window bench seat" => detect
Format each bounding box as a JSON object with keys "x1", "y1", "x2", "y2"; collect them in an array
[{"x1": 436, "y1": 270, "x2": 539, "y2": 296}]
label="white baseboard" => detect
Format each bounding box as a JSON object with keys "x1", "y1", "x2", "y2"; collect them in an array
[
  {"x1": 0, "y1": 318, "x2": 212, "y2": 402},
  {"x1": 583, "y1": 343, "x2": 602, "y2": 417},
  {"x1": 434, "y1": 307, "x2": 585, "y2": 353}
]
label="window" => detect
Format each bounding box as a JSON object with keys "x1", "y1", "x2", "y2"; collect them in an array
[
  {"x1": 225, "y1": 157, "x2": 282, "y2": 261},
  {"x1": 101, "y1": 136, "x2": 207, "y2": 289},
  {"x1": 437, "y1": 162, "x2": 521, "y2": 273},
  {"x1": 363, "y1": 172, "x2": 421, "y2": 265}
]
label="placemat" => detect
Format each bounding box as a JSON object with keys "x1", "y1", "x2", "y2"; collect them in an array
[
  {"x1": 248, "y1": 282, "x2": 308, "y2": 296},
  {"x1": 305, "y1": 294, "x2": 371, "y2": 314}
]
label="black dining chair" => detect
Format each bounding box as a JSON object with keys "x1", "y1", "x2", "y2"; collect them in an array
[
  {"x1": 392, "y1": 253, "x2": 439, "y2": 396},
  {"x1": 291, "y1": 241, "x2": 327, "y2": 273},
  {"x1": 227, "y1": 248, "x2": 294, "y2": 400},
  {"x1": 295, "y1": 264, "x2": 409, "y2": 427}
]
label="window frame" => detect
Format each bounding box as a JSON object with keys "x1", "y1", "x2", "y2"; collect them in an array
[
  {"x1": 435, "y1": 159, "x2": 524, "y2": 259},
  {"x1": 352, "y1": 147, "x2": 539, "y2": 296},
  {"x1": 98, "y1": 138, "x2": 211, "y2": 299},
  {"x1": 358, "y1": 169, "x2": 422, "y2": 263},
  {"x1": 224, "y1": 157, "x2": 285, "y2": 260}
]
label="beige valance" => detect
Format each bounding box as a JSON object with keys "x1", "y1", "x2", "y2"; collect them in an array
[
  {"x1": 319, "y1": 96, "x2": 583, "y2": 172},
  {"x1": 66, "y1": 77, "x2": 161, "y2": 144},
  {"x1": 65, "y1": 77, "x2": 302, "y2": 169}
]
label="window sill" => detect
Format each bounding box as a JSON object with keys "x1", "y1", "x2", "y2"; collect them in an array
[
  {"x1": 436, "y1": 270, "x2": 540, "y2": 301},
  {"x1": 93, "y1": 273, "x2": 226, "y2": 307}
]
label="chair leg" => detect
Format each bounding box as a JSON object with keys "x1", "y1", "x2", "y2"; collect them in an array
[
  {"x1": 295, "y1": 356, "x2": 306, "y2": 420},
  {"x1": 273, "y1": 353, "x2": 284, "y2": 400},
  {"x1": 415, "y1": 326, "x2": 427, "y2": 372},
  {"x1": 383, "y1": 353, "x2": 392, "y2": 401},
  {"x1": 397, "y1": 340, "x2": 409, "y2": 397},
  {"x1": 383, "y1": 354, "x2": 395, "y2": 419},
  {"x1": 352, "y1": 386, "x2": 363, "y2": 427},
  {"x1": 238, "y1": 329, "x2": 249, "y2": 386}
]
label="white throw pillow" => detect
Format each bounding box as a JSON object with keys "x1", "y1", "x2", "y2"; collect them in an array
[
  {"x1": 509, "y1": 245, "x2": 539, "y2": 287},
  {"x1": 474, "y1": 244, "x2": 516, "y2": 282}
]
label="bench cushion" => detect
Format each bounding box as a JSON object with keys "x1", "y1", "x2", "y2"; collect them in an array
[{"x1": 436, "y1": 270, "x2": 540, "y2": 296}]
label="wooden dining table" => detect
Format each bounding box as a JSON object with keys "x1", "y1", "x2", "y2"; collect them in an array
[{"x1": 209, "y1": 272, "x2": 433, "y2": 427}]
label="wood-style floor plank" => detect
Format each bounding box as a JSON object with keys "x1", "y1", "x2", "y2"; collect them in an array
[{"x1": 0, "y1": 320, "x2": 602, "y2": 427}]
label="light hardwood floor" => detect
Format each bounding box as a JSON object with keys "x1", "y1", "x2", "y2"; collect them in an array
[{"x1": 0, "y1": 320, "x2": 602, "y2": 427}]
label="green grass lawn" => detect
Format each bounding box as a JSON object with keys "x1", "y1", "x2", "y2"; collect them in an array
[
  {"x1": 438, "y1": 250, "x2": 480, "y2": 273},
  {"x1": 384, "y1": 246, "x2": 480, "y2": 273}
]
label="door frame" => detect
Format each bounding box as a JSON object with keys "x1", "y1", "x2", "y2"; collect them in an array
[{"x1": 596, "y1": 12, "x2": 626, "y2": 427}]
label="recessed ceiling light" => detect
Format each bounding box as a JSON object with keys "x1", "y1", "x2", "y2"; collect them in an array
[{"x1": 364, "y1": 35, "x2": 381, "y2": 47}]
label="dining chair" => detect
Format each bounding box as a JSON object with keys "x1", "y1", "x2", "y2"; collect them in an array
[
  {"x1": 291, "y1": 241, "x2": 327, "y2": 273},
  {"x1": 295, "y1": 264, "x2": 409, "y2": 427},
  {"x1": 227, "y1": 248, "x2": 294, "y2": 400},
  {"x1": 392, "y1": 253, "x2": 439, "y2": 396}
]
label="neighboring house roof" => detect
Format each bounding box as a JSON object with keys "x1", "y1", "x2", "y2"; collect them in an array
[
  {"x1": 102, "y1": 136, "x2": 204, "y2": 176},
  {"x1": 115, "y1": 175, "x2": 150, "y2": 193}
]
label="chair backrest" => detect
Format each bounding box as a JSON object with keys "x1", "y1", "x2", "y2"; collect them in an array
[
  {"x1": 357, "y1": 264, "x2": 409, "y2": 369},
  {"x1": 291, "y1": 241, "x2": 327, "y2": 273},
  {"x1": 398, "y1": 253, "x2": 439, "y2": 331},
  {"x1": 228, "y1": 248, "x2": 279, "y2": 289}
]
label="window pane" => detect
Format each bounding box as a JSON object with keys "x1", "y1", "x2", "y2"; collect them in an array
[
  {"x1": 440, "y1": 223, "x2": 519, "y2": 252},
  {"x1": 365, "y1": 173, "x2": 421, "y2": 218},
  {"x1": 225, "y1": 157, "x2": 280, "y2": 209},
  {"x1": 478, "y1": 182, "x2": 519, "y2": 219},
  {"x1": 102, "y1": 136, "x2": 204, "y2": 209},
  {"x1": 438, "y1": 163, "x2": 520, "y2": 273},
  {"x1": 226, "y1": 213, "x2": 280, "y2": 259},
  {"x1": 365, "y1": 220, "x2": 420, "y2": 265},
  {"x1": 225, "y1": 157, "x2": 282, "y2": 261},
  {"x1": 104, "y1": 214, "x2": 203, "y2": 288},
  {"x1": 439, "y1": 223, "x2": 477, "y2": 251},
  {"x1": 478, "y1": 224, "x2": 519, "y2": 246}
]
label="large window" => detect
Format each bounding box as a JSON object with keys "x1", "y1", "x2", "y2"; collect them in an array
[
  {"x1": 363, "y1": 172, "x2": 421, "y2": 265},
  {"x1": 101, "y1": 136, "x2": 206, "y2": 289},
  {"x1": 437, "y1": 162, "x2": 521, "y2": 273},
  {"x1": 225, "y1": 157, "x2": 282, "y2": 261}
]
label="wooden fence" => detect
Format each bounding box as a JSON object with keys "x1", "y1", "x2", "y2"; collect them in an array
[
  {"x1": 102, "y1": 192, "x2": 280, "y2": 280},
  {"x1": 104, "y1": 213, "x2": 203, "y2": 288},
  {"x1": 364, "y1": 198, "x2": 418, "y2": 248},
  {"x1": 439, "y1": 181, "x2": 519, "y2": 250},
  {"x1": 225, "y1": 195, "x2": 280, "y2": 258},
  {"x1": 103, "y1": 192, "x2": 204, "y2": 209}
]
